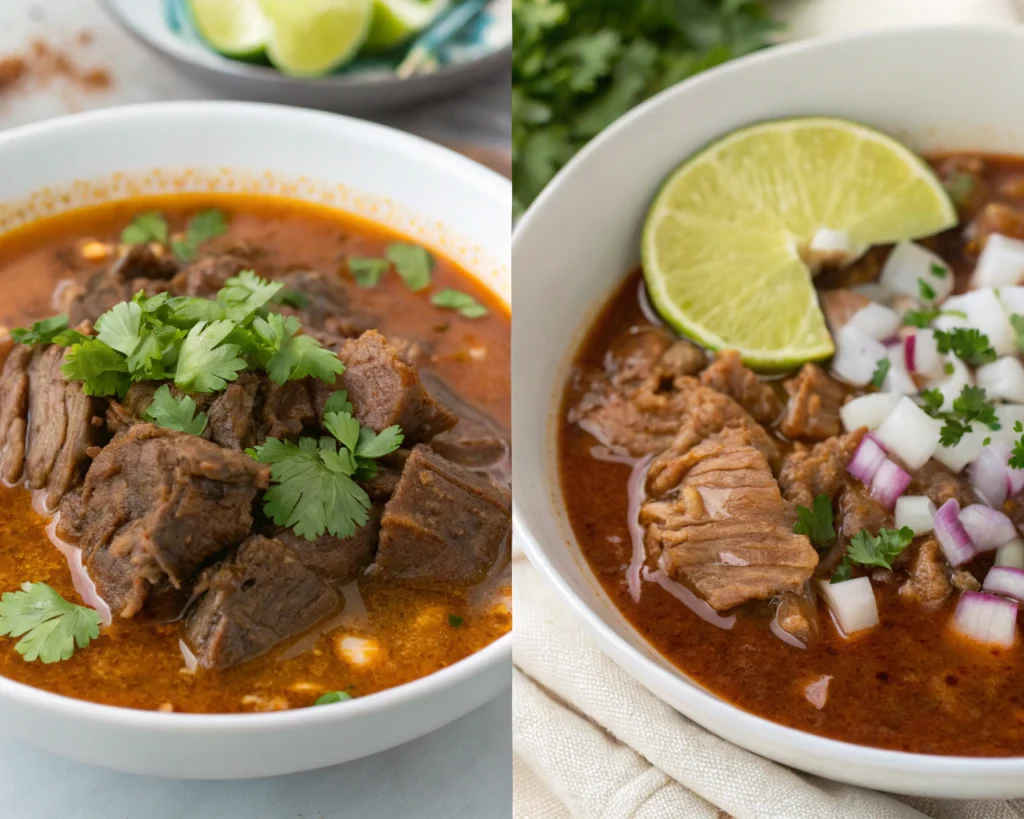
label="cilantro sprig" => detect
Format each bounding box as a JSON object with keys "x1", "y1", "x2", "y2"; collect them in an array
[
  {"x1": 9, "y1": 314, "x2": 86, "y2": 347},
  {"x1": 793, "y1": 495, "x2": 835, "y2": 551},
  {"x1": 920, "y1": 384, "x2": 1001, "y2": 447},
  {"x1": 870, "y1": 358, "x2": 890, "y2": 390},
  {"x1": 831, "y1": 527, "x2": 915, "y2": 584},
  {"x1": 934, "y1": 328, "x2": 997, "y2": 368},
  {"x1": 315, "y1": 691, "x2": 353, "y2": 706},
  {"x1": 143, "y1": 384, "x2": 208, "y2": 436},
  {"x1": 0, "y1": 582, "x2": 102, "y2": 663},
  {"x1": 247, "y1": 390, "x2": 404, "y2": 542}
]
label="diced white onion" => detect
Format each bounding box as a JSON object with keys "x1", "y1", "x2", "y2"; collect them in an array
[
  {"x1": 831, "y1": 324, "x2": 888, "y2": 386},
  {"x1": 934, "y1": 289, "x2": 1016, "y2": 356},
  {"x1": 958, "y1": 504, "x2": 1017, "y2": 552},
  {"x1": 983, "y1": 566, "x2": 1024, "y2": 602},
  {"x1": 934, "y1": 428, "x2": 988, "y2": 474},
  {"x1": 880, "y1": 241, "x2": 954, "y2": 302},
  {"x1": 973, "y1": 233, "x2": 1024, "y2": 288},
  {"x1": 873, "y1": 396, "x2": 942, "y2": 469},
  {"x1": 179, "y1": 640, "x2": 198, "y2": 674},
  {"x1": 840, "y1": 393, "x2": 899, "y2": 432},
  {"x1": 996, "y1": 538, "x2": 1024, "y2": 569},
  {"x1": 883, "y1": 342, "x2": 916, "y2": 395},
  {"x1": 997, "y1": 285, "x2": 1024, "y2": 317},
  {"x1": 952, "y1": 591, "x2": 1018, "y2": 648},
  {"x1": 895, "y1": 495, "x2": 937, "y2": 535},
  {"x1": 903, "y1": 329, "x2": 944, "y2": 379},
  {"x1": 994, "y1": 405, "x2": 1024, "y2": 445},
  {"x1": 928, "y1": 355, "x2": 974, "y2": 413},
  {"x1": 848, "y1": 303, "x2": 901, "y2": 342},
  {"x1": 817, "y1": 577, "x2": 879, "y2": 635},
  {"x1": 934, "y1": 498, "x2": 975, "y2": 567},
  {"x1": 976, "y1": 356, "x2": 1024, "y2": 404}
]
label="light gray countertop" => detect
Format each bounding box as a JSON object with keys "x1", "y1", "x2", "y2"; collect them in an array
[{"x1": 0, "y1": 1, "x2": 511, "y2": 817}]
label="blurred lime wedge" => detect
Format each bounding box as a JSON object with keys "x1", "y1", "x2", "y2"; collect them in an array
[
  {"x1": 259, "y1": 0, "x2": 373, "y2": 77},
  {"x1": 641, "y1": 117, "x2": 957, "y2": 369},
  {"x1": 186, "y1": 0, "x2": 268, "y2": 59},
  {"x1": 365, "y1": 0, "x2": 447, "y2": 51}
]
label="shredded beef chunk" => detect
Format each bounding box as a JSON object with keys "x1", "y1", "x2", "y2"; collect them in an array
[
  {"x1": 775, "y1": 591, "x2": 819, "y2": 644},
  {"x1": 900, "y1": 538, "x2": 952, "y2": 606},
  {"x1": 370, "y1": 445, "x2": 511, "y2": 585},
  {"x1": 421, "y1": 371, "x2": 509, "y2": 472},
  {"x1": 778, "y1": 429, "x2": 865, "y2": 510},
  {"x1": 24, "y1": 345, "x2": 106, "y2": 507},
  {"x1": 58, "y1": 424, "x2": 269, "y2": 619},
  {"x1": 837, "y1": 483, "x2": 890, "y2": 537},
  {"x1": 779, "y1": 364, "x2": 845, "y2": 441},
  {"x1": 334, "y1": 330, "x2": 457, "y2": 443},
  {"x1": 277, "y1": 269, "x2": 371, "y2": 338},
  {"x1": 0, "y1": 344, "x2": 31, "y2": 483},
  {"x1": 258, "y1": 377, "x2": 315, "y2": 442},
  {"x1": 272, "y1": 505, "x2": 382, "y2": 583},
  {"x1": 640, "y1": 428, "x2": 817, "y2": 611},
  {"x1": 969, "y1": 201, "x2": 1024, "y2": 245},
  {"x1": 910, "y1": 460, "x2": 978, "y2": 508},
  {"x1": 207, "y1": 373, "x2": 259, "y2": 450},
  {"x1": 699, "y1": 350, "x2": 782, "y2": 425},
  {"x1": 362, "y1": 449, "x2": 409, "y2": 501},
  {"x1": 68, "y1": 245, "x2": 177, "y2": 325},
  {"x1": 186, "y1": 536, "x2": 339, "y2": 670},
  {"x1": 170, "y1": 253, "x2": 251, "y2": 298}
]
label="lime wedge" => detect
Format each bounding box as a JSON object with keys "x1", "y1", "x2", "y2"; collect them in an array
[
  {"x1": 365, "y1": 0, "x2": 447, "y2": 52},
  {"x1": 642, "y1": 117, "x2": 957, "y2": 369},
  {"x1": 259, "y1": 0, "x2": 373, "y2": 77},
  {"x1": 186, "y1": 0, "x2": 268, "y2": 59}
]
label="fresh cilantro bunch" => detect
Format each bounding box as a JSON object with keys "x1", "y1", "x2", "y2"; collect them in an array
[
  {"x1": 832, "y1": 527, "x2": 914, "y2": 583},
  {"x1": 248, "y1": 391, "x2": 404, "y2": 541},
  {"x1": 0, "y1": 582, "x2": 102, "y2": 663},
  {"x1": 919, "y1": 384, "x2": 1000, "y2": 447},
  {"x1": 512, "y1": 0, "x2": 777, "y2": 213}
]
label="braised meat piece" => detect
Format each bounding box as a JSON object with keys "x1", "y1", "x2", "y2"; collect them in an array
[
  {"x1": 778, "y1": 429, "x2": 865, "y2": 510},
  {"x1": 170, "y1": 253, "x2": 251, "y2": 298},
  {"x1": 24, "y1": 345, "x2": 106, "y2": 507},
  {"x1": 0, "y1": 344, "x2": 31, "y2": 484},
  {"x1": 910, "y1": 460, "x2": 978, "y2": 508},
  {"x1": 779, "y1": 364, "x2": 846, "y2": 441},
  {"x1": 185, "y1": 536, "x2": 339, "y2": 670},
  {"x1": 421, "y1": 370, "x2": 508, "y2": 472},
  {"x1": 900, "y1": 538, "x2": 951, "y2": 607},
  {"x1": 969, "y1": 201, "x2": 1024, "y2": 246},
  {"x1": 837, "y1": 483, "x2": 889, "y2": 537},
  {"x1": 699, "y1": 350, "x2": 782, "y2": 425},
  {"x1": 818, "y1": 289, "x2": 871, "y2": 332},
  {"x1": 58, "y1": 424, "x2": 268, "y2": 619},
  {"x1": 370, "y1": 445, "x2": 511, "y2": 585},
  {"x1": 640, "y1": 428, "x2": 818, "y2": 611},
  {"x1": 333, "y1": 330, "x2": 457, "y2": 443},
  {"x1": 272, "y1": 505, "x2": 382, "y2": 583},
  {"x1": 68, "y1": 245, "x2": 177, "y2": 325},
  {"x1": 257, "y1": 377, "x2": 315, "y2": 442},
  {"x1": 277, "y1": 269, "x2": 371, "y2": 338},
  {"x1": 775, "y1": 591, "x2": 819, "y2": 644},
  {"x1": 207, "y1": 373, "x2": 259, "y2": 450},
  {"x1": 361, "y1": 449, "x2": 409, "y2": 502}
]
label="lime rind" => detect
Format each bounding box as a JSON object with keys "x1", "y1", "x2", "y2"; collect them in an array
[
  {"x1": 365, "y1": 0, "x2": 447, "y2": 52},
  {"x1": 642, "y1": 116, "x2": 956, "y2": 369},
  {"x1": 186, "y1": 0, "x2": 269, "y2": 59}
]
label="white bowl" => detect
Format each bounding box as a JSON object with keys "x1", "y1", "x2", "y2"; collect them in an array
[
  {"x1": 513, "y1": 24, "x2": 1024, "y2": 799},
  {"x1": 0, "y1": 101, "x2": 510, "y2": 779}
]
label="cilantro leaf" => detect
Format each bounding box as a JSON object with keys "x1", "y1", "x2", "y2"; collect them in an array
[
  {"x1": 355, "y1": 425, "x2": 404, "y2": 459},
  {"x1": 921, "y1": 384, "x2": 1000, "y2": 447},
  {"x1": 9, "y1": 314, "x2": 86, "y2": 347},
  {"x1": 121, "y1": 211, "x2": 168, "y2": 245},
  {"x1": 143, "y1": 384, "x2": 208, "y2": 436},
  {"x1": 171, "y1": 209, "x2": 228, "y2": 261},
  {"x1": 1011, "y1": 422, "x2": 1024, "y2": 470},
  {"x1": 870, "y1": 358, "x2": 890, "y2": 390},
  {"x1": 930, "y1": 262, "x2": 948, "y2": 279},
  {"x1": 793, "y1": 495, "x2": 835, "y2": 550},
  {"x1": 323, "y1": 390, "x2": 353, "y2": 415},
  {"x1": 94, "y1": 300, "x2": 143, "y2": 356},
  {"x1": 846, "y1": 527, "x2": 915, "y2": 571},
  {"x1": 386, "y1": 243, "x2": 433, "y2": 292},
  {"x1": 216, "y1": 270, "x2": 283, "y2": 321},
  {"x1": 1011, "y1": 314, "x2": 1024, "y2": 352},
  {"x1": 831, "y1": 557, "x2": 853, "y2": 584},
  {"x1": 348, "y1": 257, "x2": 390, "y2": 288},
  {"x1": 323, "y1": 411, "x2": 361, "y2": 452},
  {"x1": 0, "y1": 582, "x2": 102, "y2": 663},
  {"x1": 448, "y1": 614, "x2": 464, "y2": 628},
  {"x1": 174, "y1": 320, "x2": 247, "y2": 393},
  {"x1": 919, "y1": 388, "x2": 944, "y2": 416},
  {"x1": 263, "y1": 314, "x2": 345, "y2": 386},
  {"x1": 431, "y1": 288, "x2": 489, "y2": 319},
  {"x1": 62, "y1": 339, "x2": 131, "y2": 397},
  {"x1": 934, "y1": 328, "x2": 997, "y2": 368},
  {"x1": 917, "y1": 277, "x2": 937, "y2": 302},
  {"x1": 315, "y1": 691, "x2": 353, "y2": 705}
]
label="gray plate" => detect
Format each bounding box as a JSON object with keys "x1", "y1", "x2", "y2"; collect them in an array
[{"x1": 100, "y1": 0, "x2": 511, "y2": 114}]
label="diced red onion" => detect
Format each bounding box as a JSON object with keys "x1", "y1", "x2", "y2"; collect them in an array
[
  {"x1": 983, "y1": 566, "x2": 1024, "y2": 603},
  {"x1": 848, "y1": 303, "x2": 901, "y2": 342},
  {"x1": 895, "y1": 495, "x2": 936, "y2": 535},
  {"x1": 969, "y1": 442, "x2": 1024, "y2": 507},
  {"x1": 958, "y1": 504, "x2": 1017, "y2": 552},
  {"x1": 934, "y1": 498, "x2": 975, "y2": 567},
  {"x1": 846, "y1": 433, "x2": 887, "y2": 485},
  {"x1": 976, "y1": 357, "x2": 1024, "y2": 404},
  {"x1": 880, "y1": 241, "x2": 954, "y2": 302},
  {"x1": 934, "y1": 289, "x2": 1016, "y2": 356},
  {"x1": 839, "y1": 393, "x2": 898, "y2": 432},
  {"x1": 973, "y1": 233, "x2": 1024, "y2": 288},
  {"x1": 903, "y1": 329, "x2": 944, "y2": 379},
  {"x1": 831, "y1": 324, "x2": 888, "y2": 386},
  {"x1": 869, "y1": 458, "x2": 911, "y2": 510},
  {"x1": 874, "y1": 396, "x2": 942, "y2": 470},
  {"x1": 802, "y1": 674, "x2": 832, "y2": 710},
  {"x1": 817, "y1": 577, "x2": 879, "y2": 635},
  {"x1": 934, "y1": 428, "x2": 987, "y2": 474},
  {"x1": 996, "y1": 538, "x2": 1024, "y2": 569},
  {"x1": 952, "y1": 591, "x2": 1018, "y2": 648}
]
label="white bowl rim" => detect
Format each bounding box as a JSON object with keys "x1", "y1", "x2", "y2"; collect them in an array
[
  {"x1": 0, "y1": 98, "x2": 511, "y2": 731},
  {"x1": 513, "y1": 21, "x2": 1024, "y2": 776}
]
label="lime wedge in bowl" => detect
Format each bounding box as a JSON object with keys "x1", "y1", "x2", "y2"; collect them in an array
[
  {"x1": 365, "y1": 0, "x2": 448, "y2": 51},
  {"x1": 258, "y1": 0, "x2": 373, "y2": 77},
  {"x1": 186, "y1": 0, "x2": 269, "y2": 59},
  {"x1": 641, "y1": 117, "x2": 957, "y2": 369}
]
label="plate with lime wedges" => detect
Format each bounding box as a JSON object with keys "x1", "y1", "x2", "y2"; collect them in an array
[{"x1": 100, "y1": 0, "x2": 510, "y2": 112}]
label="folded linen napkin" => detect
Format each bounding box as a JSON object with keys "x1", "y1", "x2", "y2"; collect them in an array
[{"x1": 512, "y1": 559, "x2": 1024, "y2": 818}]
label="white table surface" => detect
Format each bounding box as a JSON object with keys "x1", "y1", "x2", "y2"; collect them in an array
[{"x1": 0, "y1": 2, "x2": 511, "y2": 817}]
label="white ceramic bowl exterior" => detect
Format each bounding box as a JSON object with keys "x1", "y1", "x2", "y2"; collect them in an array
[
  {"x1": 513, "y1": 25, "x2": 1024, "y2": 798},
  {"x1": 0, "y1": 101, "x2": 510, "y2": 779}
]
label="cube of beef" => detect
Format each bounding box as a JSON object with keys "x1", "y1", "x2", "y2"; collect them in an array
[
  {"x1": 185, "y1": 536, "x2": 339, "y2": 669},
  {"x1": 271, "y1": 504, "x2": 382, "y2": 583},
  {"x1": 170, "y1": 253, "x2": 251, "y2": 298},
  {"x1": 58, "y1": 424, "x2": 269, "y2": 618},
  {"x1": 207, "y1": 373, "x2": 260, "y2": 450},
  {"x1": 68, "y1": 244, "x2": 178, "y2": 325},
  {"x1": 257, "y1": 377, "x2": 315, "y2": 442},
  {"x1": 420, "y1": 371, "x2": 509, "y2": 473},
  {"x1": 370, "y1": 445, "x2": 510, "y2": 585}
]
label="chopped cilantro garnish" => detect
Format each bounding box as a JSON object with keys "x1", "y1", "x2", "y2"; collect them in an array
[
  {"x1": 870, "y1": 358, "x2": 890, "y2": 389},
  {"x1": 920, "y1": 388, "x2": 944, "y2": 415},
  {"x1": 1011, "y1": 314, "x2": 1024, "y2": 352},
  {"x1": 1011, "y1": 420, "x2": 1024, "y2": 470},
  {"x1": 386, "y1": 243, "x2": 433, "y2": 292},
  {"x1": 174, "y1": 320, "x2": 247, "y2": 393},
  {"x1": 348, "y1": 257, "x2": 390, "y2": 288},
  {"x1": 929, "y1": 261, "x2": 948, "y2": 279},
  {"x1": 143, "y1": 384, "x2": 208, "y2": 436},
  {"x1": 922, "y1": 384, "x2": 1001, "y2": 447},
  {"x1": 260, "y1": 313, "x2": 345, "y2": 386},
  {"x1": 934, "y1": 328, "x2": 997, "y2": 368},
  {"x1": 847, "y1": 527, "x2": 915, "y2": 571},
  {"x1": 121, "y1": 211, "x2": 168, "y2": 245},
  {"x1": 61, "y1": 339, "x2": 131, "y2": 397},
  {"x1": 794, "y1": 495, "x2": 835, "y2": 550},
  {"x1": 9, "y1": 314, "x2": 85, "y2": 347},
  {"x1": 216, "y1": 270, "x2": 283, "y2": 321},
  {"x1": 448, "y1": 614, "x2": 464, "y2": 628},
  {"x1": 0, "y1": 582, "x2": 102, "y2": 663},
  {"x1": 917, "y1": 277, "x2": 937, "y2": 302},
  {"x1": 830, "y1": 558, "x2": 853, "y2": 584},
  {"x1": 315, "y1": 691, "x2": 353, "y2": 706},
  {"x1": 902, "y1": 308, "x2": 940, "y2": 329},
  {"x1": 943, "y1": 362, "x2": 955, "y2": 376},
  {"x1": 171, "y1": 209, "x2": 228, "y2": 261},
  {"x1": 431, "y1": 288, "x2": 489, "y2": 319}
]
